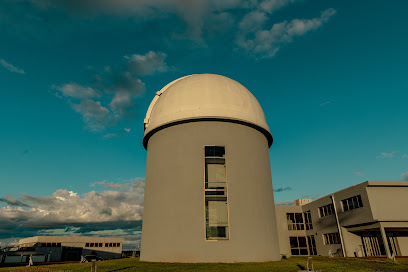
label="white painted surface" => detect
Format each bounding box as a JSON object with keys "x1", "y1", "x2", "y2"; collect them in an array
[{"x1": 144, "y1": 74, "x2": 271, "y2": 139}]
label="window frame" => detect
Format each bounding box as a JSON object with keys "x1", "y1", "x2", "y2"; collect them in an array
[
  {"x1": 304, "y1": 210, "x2": 313, "y2": 230},
  {"x1": 318, "y1": 203, "x2": 335, "y2": 218},
  {"x1": 289, "y1": 236, "x2": 310, "y2": 256},
  {"x1": 323, "y1": 232, "x2": 341, "y2": 245},
  {"x1": 204, "y1": 145, "x2": 230, "y2": 241},
  {"x1": 341, "y1": 195, "x2": 363, "y2": 212},
  {"x1": 286, "y1": 212, "x2": 305, "y2": 230}
]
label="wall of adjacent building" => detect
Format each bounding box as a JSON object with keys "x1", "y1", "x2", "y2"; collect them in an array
[
  {"x1": 397, "y1": 237, "x2": 408, "y2": 256},
  {"x1": 302, "y1": 196, "x2": 341, "y2": 256},
  {"x1": 366, "y1": 184, "x2": 408, "y2": 221},
  {"x1": 275, "y1": 206, "x2": 305, "y2": 257},
  {"x1": 277, "y1": 181, "x2": 408, "y2": 258}
]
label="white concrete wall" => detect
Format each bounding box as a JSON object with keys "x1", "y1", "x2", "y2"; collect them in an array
[
  {"x1": 366, "y1": 186, "x2": 408, "y2": 221},
  {"x1": 397, "y1": 237, "x2": 408, "y2": 256},
  {"x1": 275, "y1": 206, "x2": 305, "y2": 257},
  {"x1": 141, "y1": 121, "x2": 280, "y2": 262}
]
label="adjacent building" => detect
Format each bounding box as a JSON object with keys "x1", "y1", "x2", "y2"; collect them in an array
[
  {"x1": 141, "y1": 74, "x2": 281, "y2": 262},
  {"x1": 276, "y1": 181, "x2": 408, "y2": 258},
  {"x1": 0, "y1": 236, "x2": 124, "y2": 263}
]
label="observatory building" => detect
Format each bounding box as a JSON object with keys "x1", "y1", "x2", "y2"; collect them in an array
[{"x1": 141, "y1": 74, "x2": 280, "y2": 262}]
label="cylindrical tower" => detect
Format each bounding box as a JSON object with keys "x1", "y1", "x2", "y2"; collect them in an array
[{"x1": 141, "y1": 74, "x2": 280, "y2": 262}]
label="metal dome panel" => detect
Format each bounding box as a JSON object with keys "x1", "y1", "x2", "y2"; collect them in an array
[{"x1": 143, "y1": 74, "x2": 272, "y2": 148}]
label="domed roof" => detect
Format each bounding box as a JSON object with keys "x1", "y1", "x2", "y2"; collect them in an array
[{"x1": 143, "y1": 74, "x2": 272, "y2": 148}]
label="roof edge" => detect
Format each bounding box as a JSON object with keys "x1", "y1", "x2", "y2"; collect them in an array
[{"x1": 143, "y1": 117, "x2": 273, "y2": 149}]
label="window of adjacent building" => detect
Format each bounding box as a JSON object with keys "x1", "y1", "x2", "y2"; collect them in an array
[
  {"x1": 323, "y1": 233, "x2": 341, "y2": 245},
  {"x1": 308, "y1": 235, "x2": 317, "y2": 255},
  {"x1": 342, "y1": 195, "x2": 363, "y2": 212},
  {"x1": 290, "y1": 236, "x2": 308, "y2": 255},
  {"x1": 205, "y1": 146, "x2": 229, "y2": 240},
  {"x1": 287, "y1": 213, "x2": 304, "y2": 230},
  {"x1": 318, "y1": 204, "x2": 335, "y2": 217},
  {"x1": 57, "y1": 243, "x2": 61, "y2": 247},
  {"x1": 109, "y1": 243, "x2": 113, "y2": 247},
  {"x1": 304, "y1": 210, "x2": 313, "y2": 230}
]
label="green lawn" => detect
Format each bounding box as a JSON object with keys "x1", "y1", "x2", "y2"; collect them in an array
[{"x1": 1, "y1": 257, "x2": 408, "y2": 272}]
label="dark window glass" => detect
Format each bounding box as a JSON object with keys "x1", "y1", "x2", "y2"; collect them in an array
[
  {"x1": 298, "y1": 237, "x2": 307, "y2": 247},
  {"x1": 205, "y1": 146, "x2": 215, "y2": 157},
  {"x1": 290, "y1": 237, "x2": 298, "y2": 248},
  {"x1": 342, "y1": 195, "x2": 363, "y2": 212},
  {"x1": 57, "y1": 243, "x2": 61, "y2": 247},
  {"x1": 214, "y1": 146, "x2": 225, "y2": 157},
  {"x1": 109, "y1": 243, "x2": 113, "y2": 247},
  {"x1": 205, "y1": 146, "x2": 225, "y2": 157},
  {"x1": 99, "y1": 243, "x2": 102, "y2": 247},
  {"x1": 295, "y1": 213, "x2": 304, "y2": 223},
  {"x1": 205, "y1": 191, "x2": 226, "y2": 196},
  {"x1": 300, "y1": 248, "x2": 309, "y2": 255},
  {"x1": 323, "y1": 233, "x2": 341, "y2": 245},
  {"x1": 90, "y1": 243, "x2": 94, "y2": 247},
  {"x1": 318, "y1": 204, "x2": 334, "y2": 217},
  {"x1": 291, "y1": 249, "x2": 300, "y2": 255},
  {"x1": 105, "y1": 243, "x2": 108, "y2": 247},
  {"x1": 117, "y1": 243, "x2": 120, "y2": 247},
  {"x1": 86, "y1": 243, "x2": 89, "y2": 247}
]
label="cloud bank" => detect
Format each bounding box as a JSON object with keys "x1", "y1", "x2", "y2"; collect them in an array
[
  {"x1": 0, "y1": 178, "x2": 144, "y2": 249},
  {"x1": 53, "y1": 51, "x2": 168, "y2": 131},
  {"x1": 237, "y1": 8, "x2": 336, "y2": 58},
  {"x1": 2, "y1": 1, "x2": 336, "y2": 59}
]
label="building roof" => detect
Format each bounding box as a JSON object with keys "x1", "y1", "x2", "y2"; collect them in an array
[{"x1": 143, "y1": 74, "x2": 272, "y2": 148}]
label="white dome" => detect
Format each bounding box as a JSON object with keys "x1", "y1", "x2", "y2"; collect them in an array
[{"x1": 143, "y1": 74, "x2": 272, "y2": 148}]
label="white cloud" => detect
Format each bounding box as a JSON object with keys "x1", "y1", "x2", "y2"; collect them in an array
[
  {"x1": 0, "y1": 179, "x2": 145, "y2": 248},
  {"x1": 54, "y1": 83, "x2": 100, "y2": 99},
  {"x1": 402, "y1": 172, "x2": 408, "y2": 181},
  {"x1": 259, "y1": 0, "x2": 298, "y2": 14},
  {"x1": 376, "y1": 151, "x2": 398, "y2": 159},
  {"x1": 0, "y1": 59, "x2": 25, "y2": 74},
  {"x1": 124, "y1": 128, "x2": 131, "y2": 133},
  {"x1": 402, "y1": 154, "x2": 408, "y2": 158},
  {"x1": 239, "y1": 10, "x2": 268, "y2": 34},
  {"x1": 237, "y1": 8, "x2": 336, "y2": 58},
  {"x1": 1, "y1": 178, "x2": 144, "y2": 225},
  {"x1": 72, "y1": 99, "x2": 110, "y2": 131},
  {"x1": 125, "y1": 51, "x2": 168, "y2": 76},
  {"x1": 354, "y1": 171, "x2": 363, "y2": 176},
  {"x1": 55, "y1": 51, "x2": 167, "y2": 131}
]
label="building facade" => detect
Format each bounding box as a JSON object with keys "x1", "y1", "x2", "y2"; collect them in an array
[
  {"x1": 1, "y1": 236, "x2": 124, "y2": 263},
  {"x1": 141, "y1": 74, "x2": 280, "y2": 262},
  {"x1": 276, "y1": 181, "x2": 408, "y2": 258}
]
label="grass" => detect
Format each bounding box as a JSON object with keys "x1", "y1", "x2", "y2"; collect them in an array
[{"x1": 1, "y1": 257, "x2": 408, "y2": 272}]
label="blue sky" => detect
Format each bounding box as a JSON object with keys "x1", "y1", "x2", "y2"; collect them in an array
[{"x1": 1, "y1": 0, "x2": 407, "y2": 248}]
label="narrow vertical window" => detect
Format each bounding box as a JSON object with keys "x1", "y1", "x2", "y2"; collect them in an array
[{"x1": 205, "y1": 146, "x2": 229, "y2": 240}]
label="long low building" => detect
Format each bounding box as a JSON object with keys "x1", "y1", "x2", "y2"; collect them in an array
[
  {"x1": 276, "y1": 181, "x2": 408, "y2": 258},
  {"x1": 3, "y1": 236, "x2": 125, "y2": 262}
]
